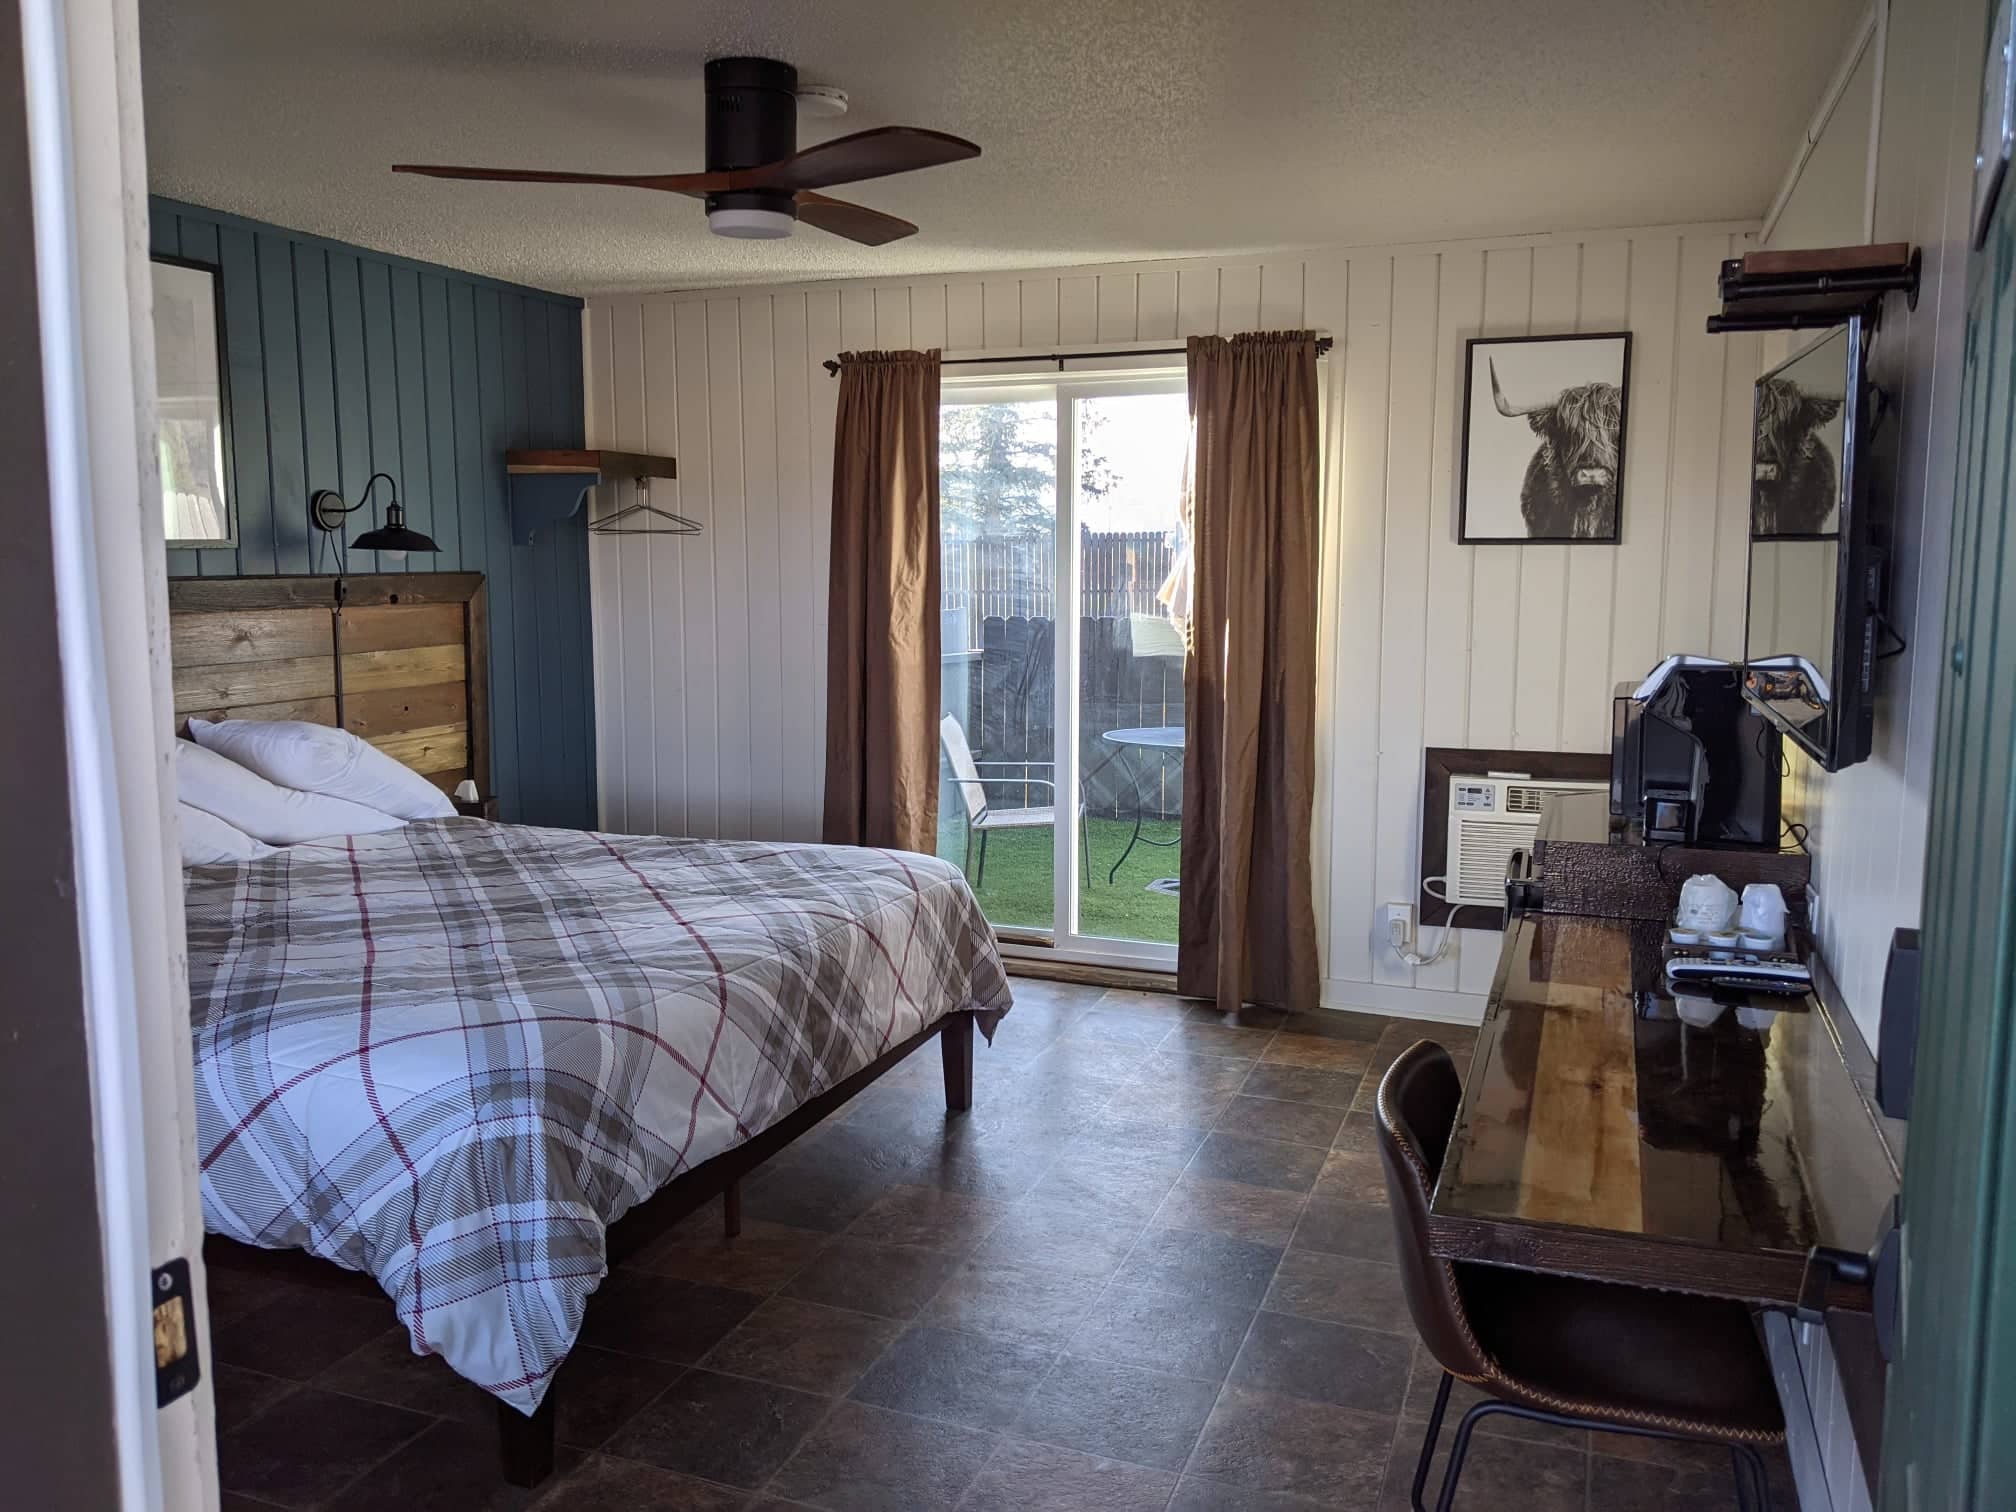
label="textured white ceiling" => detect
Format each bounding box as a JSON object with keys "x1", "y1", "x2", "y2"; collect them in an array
[{"x1": 140, "y1": 0, "x2": 1856, "y2": 296}]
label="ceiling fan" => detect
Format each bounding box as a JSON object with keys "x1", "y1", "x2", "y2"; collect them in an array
[{"x1": 392, "y1": 56, "x2": 979, "y2": 245}]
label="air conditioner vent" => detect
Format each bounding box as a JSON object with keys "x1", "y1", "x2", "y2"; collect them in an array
[
  {"x1": 1454, "y1": 820, "x2": 1532, "y2": 901},
  {"x1": 1441, "y1": 773, "x2": 1608, "y2": 907}
]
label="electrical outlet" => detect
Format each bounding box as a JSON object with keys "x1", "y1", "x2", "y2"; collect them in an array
[
  {"x1": 1804, "y1": 885, "x2": 1821, "y2": 938},
  {"x1": 1384, "y1": 902, "x2": 1416, "y2": 951}
]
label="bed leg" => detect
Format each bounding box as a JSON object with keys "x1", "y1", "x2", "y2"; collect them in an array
[
  {"x1": 497, "y1": 1390, "x2": 557, "y2": 1488},
  {"x1": 723, "y1": 1180, "x2": 743, "y2": 1238},
  {"x1": 941, "y1": 1012, "x2": 974, "y2": 1113}
]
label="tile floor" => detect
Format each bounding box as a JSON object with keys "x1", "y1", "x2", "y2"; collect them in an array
[{"x1": 209, "y1": 979, "x2": 1795, "y2": 1511}]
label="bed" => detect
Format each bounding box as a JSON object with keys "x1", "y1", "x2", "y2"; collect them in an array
[{"x1": 172, "y1": 572, "x2": 1012, "y2": 1484}]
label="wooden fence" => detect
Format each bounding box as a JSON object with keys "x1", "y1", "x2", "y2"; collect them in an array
[
  {"x1": 942, "y1": 613, "x2": 1184, "y2": 820},
  {"x1": 941, "y1": 529, "x2": 1175, "y2": 651}
]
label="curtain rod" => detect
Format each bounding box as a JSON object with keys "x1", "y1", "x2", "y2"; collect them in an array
[{"x1": 821, "y1": 336, "x2": 1334, "y2": 377}]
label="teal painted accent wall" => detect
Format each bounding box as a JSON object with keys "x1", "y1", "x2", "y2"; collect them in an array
[{"x1": 150, "y1": 198, "x2": 596, "y2": 830}]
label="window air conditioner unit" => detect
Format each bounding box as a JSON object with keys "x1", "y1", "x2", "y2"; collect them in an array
[{"x1": 1443, "y1": 774, "x2": 1608, "y2": 908}]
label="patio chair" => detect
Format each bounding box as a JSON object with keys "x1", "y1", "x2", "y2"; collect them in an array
[{"x1": 940, "y1": 714, "x2": 1091, "y2": 889}]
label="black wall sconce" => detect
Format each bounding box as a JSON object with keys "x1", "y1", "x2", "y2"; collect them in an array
[{"x1": 309, "y1": 472, "x2": 441, "y2": 562}]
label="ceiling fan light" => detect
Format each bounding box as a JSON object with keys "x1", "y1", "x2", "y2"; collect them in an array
[{"x1": 708, "y1": 206, "x2": 795, "y2": 240}]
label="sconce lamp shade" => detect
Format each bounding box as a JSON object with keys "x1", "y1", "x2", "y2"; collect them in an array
[
  {"x1": 309, "y1": 475, "x2": 440, "y2": 561},
  {"x1": 350, "y1": 500, "x2": 440, "y2": 555}
]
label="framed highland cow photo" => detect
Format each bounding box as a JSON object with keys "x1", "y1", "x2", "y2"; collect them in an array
[
  {"x1": 1458, "y1": 332, "x2": 1632, "y2": 544},
  {"x1": 1749, "y1": 325, "x2": 1847, "y2": 539}
]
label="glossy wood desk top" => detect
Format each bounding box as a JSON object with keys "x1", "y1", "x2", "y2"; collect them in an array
[{"x1": 1428, "y1": 910, "x2": 1899, "y2": 1307}]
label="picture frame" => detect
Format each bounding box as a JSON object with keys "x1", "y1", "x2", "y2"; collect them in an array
[
  {"x1": 1458, "y1": 331, "x2": 1632, "y2": 545},
  {"x1": 151, "y1": 255, "x2": 237, "y2": 549}
]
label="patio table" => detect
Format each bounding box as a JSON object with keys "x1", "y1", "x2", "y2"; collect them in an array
[{"x1": 1099, "y1": 725, "x2": 1184, "y2": 884}]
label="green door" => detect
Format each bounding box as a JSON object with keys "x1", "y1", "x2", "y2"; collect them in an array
[{"x1": 1882, "y1": 95, "x2": 2016, "y2": 1509}]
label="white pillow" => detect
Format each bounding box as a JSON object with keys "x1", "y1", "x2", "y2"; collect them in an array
[
  {"x1": 175, "y1": 739, "x2": 407, "y2": 845},
  {"x1": 187, "y1": 717, "x2": 456, "y2": 822},
  {"x1": 177, "y1": 802, "x2": 276, "y2": 867}
]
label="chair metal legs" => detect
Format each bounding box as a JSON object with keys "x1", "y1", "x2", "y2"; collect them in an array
[
  {"x1": 1432, "y1": 1398, "x2": 1489, "y2": 1512},
  {"x1": 1410, "y1": 1371, "x2": 1455, "y2": 1512},
  {"x1": 1408, "y1": 1370, "x2": 1775, "y2": 1512}
]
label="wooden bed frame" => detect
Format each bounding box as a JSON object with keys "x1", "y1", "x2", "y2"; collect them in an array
[{"x1": 172, "y1": 572, "x2": 985, "y2": 1486}]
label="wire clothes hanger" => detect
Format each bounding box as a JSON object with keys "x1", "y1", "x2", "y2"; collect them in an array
[{"x1": 587, "y1": 479, "x2": 704, "y2": 536}]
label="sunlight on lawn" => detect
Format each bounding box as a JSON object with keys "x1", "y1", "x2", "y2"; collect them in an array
[{"x1": 935, "y1": 815, "x2": 1180, "y2": 946}]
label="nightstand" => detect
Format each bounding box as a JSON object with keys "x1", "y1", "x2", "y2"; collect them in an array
[{"x1": 453, "y1": 796, "x2": 500, "y2": 820}]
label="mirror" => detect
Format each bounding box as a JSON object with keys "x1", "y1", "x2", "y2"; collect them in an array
[
  {"x1": 1742, "y1": 320, "x2": 1875, "y2": 771},
  {"x1": 151, "y1": 257, "x2": 235, "y2": 547}
]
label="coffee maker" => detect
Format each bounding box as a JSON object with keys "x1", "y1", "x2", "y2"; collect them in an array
[{"x1": 1611, "y1": 669, "x2": 1781, "y2": 847}]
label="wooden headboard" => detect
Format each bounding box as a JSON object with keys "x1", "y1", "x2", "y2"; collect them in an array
[{"x1": 168, "y1": 573, "x2": 489, "y2": 798}]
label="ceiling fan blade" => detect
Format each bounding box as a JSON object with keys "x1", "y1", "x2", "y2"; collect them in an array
[
  {"x1": 794, "y1": 192, "x2": 918, "y2": 245},
  {"x1": 392, "y1": 163, "x2": 739, "y2": 193},
  {"x1": 747, "y1": 126, "x2": 980, "y2": 192}
]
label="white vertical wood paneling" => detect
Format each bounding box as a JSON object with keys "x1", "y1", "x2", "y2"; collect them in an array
[
  {"x1": 1420, "y1": 251, "x2": 1484, "y2": 751},
  {"x1": 585, "y1": 303, "x2": 624, "y2": 828},
  {"x1": 1136, "y1": 271, "x2": 1178, "y2": 339},
  {"x1": 1019, "y1": 277, "x2": 1060, "y2": 346},
  {"x1": 1096, "y1": 273, "x2": 1138, "y2": 342},
  {"x1": 634, "y1": 299, "x2": 682, "y2": 837},
  {"x1": 839, "y1": 288, "x2": 877, "y2": 351},
  {"x1": 1512, "y1": 242, "x2": 1581, "y2": 750},
  {"x1": 1371, "y1": 256, "x2": 1438, "y2": 991},
  {"x1": 704, "y1": 299, "x2": 750, "y2": 841},
  {"x1": 1466, "y1": 248, "x2": 1533, "y2": 748},
  {"x1": 1218, "y1": 264, "x2": 1263, "y2": 330},
  {"x1": 1305, "y1": 251, "x2": 1347, "y2": 993},
  {"x1": 1710, "y1": 297, "x2": 1762, "y2": 664},
  {"x1": 1560, "y1": 240, "x2": 1630, "y2": 751},
  {"x1": 772, "y1": 292, "x2": 818, "y2": 835},
  {"x1": 1327, "y1": 254, "x2": 1388, "y2": 987},
  {"x1": 1414, "y1": 249, "x2": 1480, "y2": 996},
  {"x1": 910, "y1": 283, "x2": 947, "y2": 351},
  {"x1": 671, "y1": 299, "x2": 718, "y2": 837},
  {"x1": 740, "y1": 298, "x2": 784, "y2": 839},
  {"x1": 1176, "y1": 268, "x2": 1219, "y2": 337},
  {"x1": 806, "y1": 290, "x2": 841, "y2": 830},
  {"x1": 1260, "y1": 261, "x2": 1305, "y2": 328},
  {"x1": 1609, "y1": 237, "x2": 1682, "y2": 691},
  {"x1": 1660, "y1": 235, "x2": 1736, "y2": 659},
  {"x1": 873, "y1": 286, "x2": 911, "y2": 349},
  {"x1": 1057, "y1": 276, "x2": 1097, "y2": 343},
  {"x1": 982, "y1": 279, "x2": 1020, "y2": 349},
  {"x1": 585, "y1": 227, "x2": 1760, "y2": 1020}
]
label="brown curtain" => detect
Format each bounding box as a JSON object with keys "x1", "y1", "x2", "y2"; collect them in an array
[
  {"x1": 822, "y1": 349, "x2": 943, "y2": 852},
  {"x1": 1177, "y1": 331, "x2": 1322, "y2": 1010}
]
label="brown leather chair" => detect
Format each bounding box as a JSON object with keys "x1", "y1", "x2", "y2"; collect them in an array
[{"x1": 1376, "y1": 1040, "x2": 1785, "y2": 1512}]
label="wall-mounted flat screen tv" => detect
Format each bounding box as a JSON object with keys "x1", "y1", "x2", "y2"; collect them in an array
[{"x1": 1741, "y1": 316, "x2": 1877, "y2": 772}]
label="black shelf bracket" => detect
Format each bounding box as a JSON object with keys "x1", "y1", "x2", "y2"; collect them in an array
[{"x1": 1706, "y1": 246, "x2": 1921, "y2": 335}]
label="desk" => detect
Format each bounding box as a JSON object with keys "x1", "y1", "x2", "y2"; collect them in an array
[
  {"x1": 1099, "y1": 725, "x2": 1184, "y2": 883},
  {"x1": 1428, "y1": 908, "x2": 1898, "y2": 1309}
]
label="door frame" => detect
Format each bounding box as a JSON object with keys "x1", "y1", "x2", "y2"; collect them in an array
[
  {"x1": 14, "y1": 0, "x2": 218, "y2": 1503},
  {"x1": 942, "y1": 366, "x2": 1189, "y2": 974}
]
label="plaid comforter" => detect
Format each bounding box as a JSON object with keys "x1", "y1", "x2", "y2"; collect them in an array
[{"x1": 186, "y1": 819, "x2": 1011, "y2": 1413}]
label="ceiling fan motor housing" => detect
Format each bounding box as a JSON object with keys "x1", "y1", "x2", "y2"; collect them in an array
[{"x1": 705, "y1": 56, "x2": 799, "y2": 236}]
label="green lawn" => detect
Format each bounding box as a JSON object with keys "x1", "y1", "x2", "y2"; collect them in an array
[{"x1": 935, "y1": 813, "x2": 1181, "y2": 945}]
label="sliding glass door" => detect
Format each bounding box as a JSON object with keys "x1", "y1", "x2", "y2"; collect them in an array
[{"x1": 937, "y1": 370, "x2": 1190, "y2": 969}]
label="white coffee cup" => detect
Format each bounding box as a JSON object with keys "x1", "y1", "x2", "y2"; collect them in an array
[{"x1": 1739, "y1": 883, "x2": 1788, "y2": 947}]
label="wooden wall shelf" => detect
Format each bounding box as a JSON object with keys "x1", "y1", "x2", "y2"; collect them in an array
[
  {"x1": 504, "y1": 449, "x2": 677, "y2": 544},
  {"x1": 1706, "y1": 243, "x2": 1920, "y2": 334}
]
